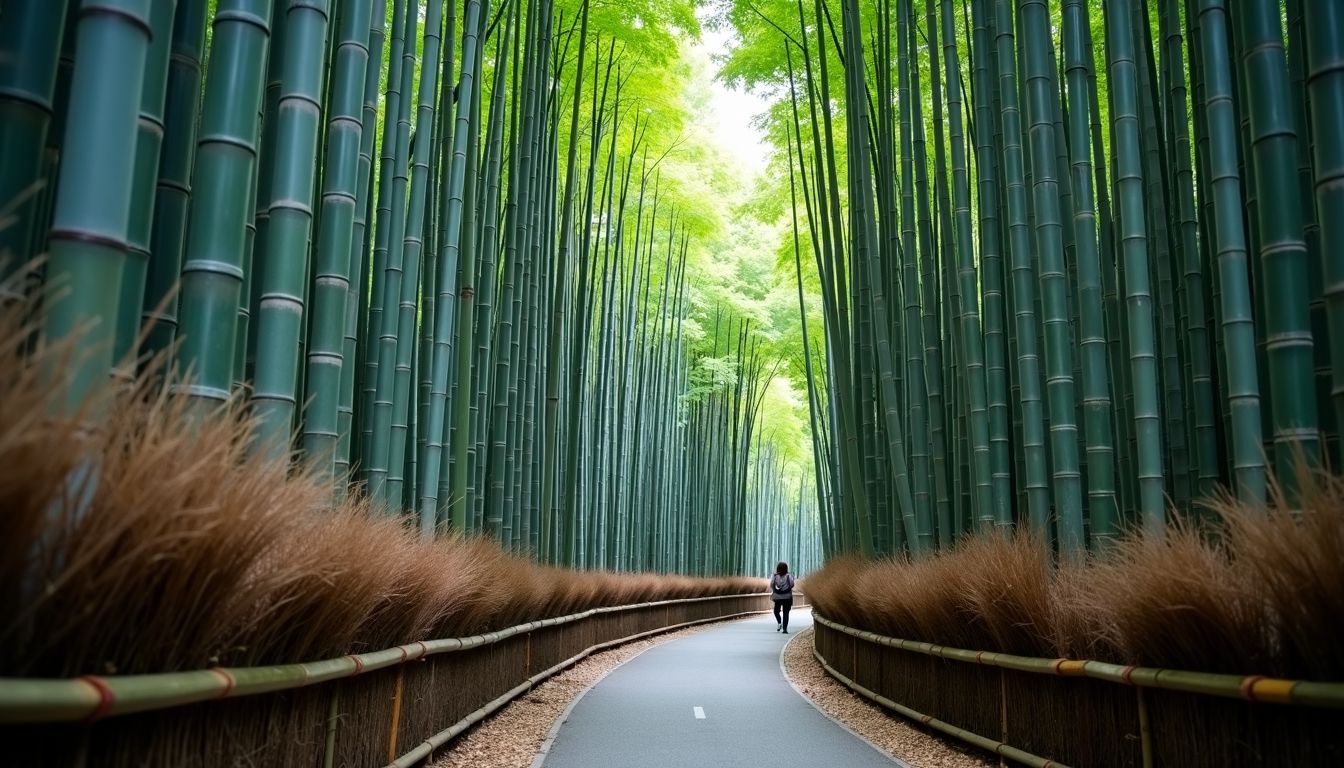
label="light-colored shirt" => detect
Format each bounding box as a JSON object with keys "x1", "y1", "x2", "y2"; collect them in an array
[{"x1": 770, "y1": 573, "x2": 794, "y2": 600}]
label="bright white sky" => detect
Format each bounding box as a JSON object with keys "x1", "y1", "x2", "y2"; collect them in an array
[{"x1": 691, "y1": 13, "x2": 773, "y2": 179}]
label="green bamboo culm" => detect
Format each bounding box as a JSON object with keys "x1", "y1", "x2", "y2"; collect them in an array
[
  {"x1": 175, "y1": 0, "x2": 274, "y2": 408},
  {"x1": 1234, "y1": 0, "x2": 1319, "y2": 489},
  {"x1": 385, "y1": 0, "x2": 447, "y2": 510},
  {"x1": 1196, "y1": 0, "x2": 1265, "y2": 505},
  {"x1": 968, "y1": 0, "x2": 1011, "y2": 531},
  {"x1": 337, "y1": 3, "x2": 389, "y2": 483},
  {"x1": 239, "y1": 1, "x2": 285, "y2": 392},
  {"x1": 250, "y1": 0, "x2": 332, "y2": 458},
  {"x1": 940, "y1": 0, "x2": 994, "y2": 535},
  {"x1": 841, "y1": 0, "x2": 914, "y2": 557},
  {"x1": 1105, "y1": 0, "x2": 1165, "y2": 534},
  {"x1": 1060, "y1": 0, "x2": 1117, "y2": 544},
  {"x1": 418, "y1": 0, "x2": 477, "y2": 534},
  {"x1": 358, "y1": 0, "x2": 405, "y2": 495},
  {"x1": 0, "y1": 1, "x2": 70, "y2": 296},
  {"x1": 302, "y1": 0, "x2": 376, "y2": 483},
  {"x1": 41, "y1": 0, "x2": 154, "y2": 413},
  {"x1": 994, "y1": 0, "x2": 1051, "y2": 534},
  {"x1": 1159, "y1": 0, "x2": 1217, "y2": 503},
  {"x1": 447, "y1": 0, "x2": 486, "y2": 533},
  {"x1": 1303, "y1": 0, "x2": 1344, "y2": 456},
  {"x1": 113, "y1": 0, "x2": 177, "y2": 383},
  {"x1": 1024, "y1": 0, "x2": 1086, "y2": 552},
  {"x1": 895, "y1": 0, "x2": 935, "y2": 538},
  {"x1": 365, "y1": 0, "x2": 418, "y2": 506},
  {"x1": 539, "y1": 0, "x2": 592, "y2": 554},
  {"x1": 140, "y1": 0, "x2": 209, "y2": 366}
]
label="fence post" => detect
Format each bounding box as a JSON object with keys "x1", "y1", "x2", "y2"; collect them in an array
[
  {"x1": 1136, "y1": 687, "x2": 1153, "y2": 767},
  {"x1": 999, "y1": 669, "x2": 1008, "y2": 768},
  {"x1": 323, "y1": 688, "x2": 340, "y2": 768},
  {"x1": 387, "y1": 665, "x2": 406, "y2": 762}
]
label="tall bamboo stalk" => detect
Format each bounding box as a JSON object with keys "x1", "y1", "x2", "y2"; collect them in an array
[
  {"x1": 176, "y1": 1, "x2": 274, "y2": 409},
  {"x1": 303, "y1": 0, "x2": 375, "y2": 482},
  {"x1": 250, "y1": 0, "x2": 332, "y2": 457},
  {"x1": 42, "y1": 0, "x2": 154, "y2": 412}
]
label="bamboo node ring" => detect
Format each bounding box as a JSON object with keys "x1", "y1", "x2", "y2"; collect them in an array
[
  {"x1": 79, "y1": 676, "x2": 115, "y2": 722},
  {"x1": 208, "y1": 668, "x2": 236, "y2": 698},
  {"x1": 1240, "y1": 675, "x2": 1266, "y2": 701}
]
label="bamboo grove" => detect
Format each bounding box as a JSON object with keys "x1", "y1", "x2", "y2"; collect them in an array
[
  {"x1": 0, "y1": 0, "x2": 823, "y2": 576},
  {"x1": 720, "y1": 0, "x2": 1344, "y2": 558}
]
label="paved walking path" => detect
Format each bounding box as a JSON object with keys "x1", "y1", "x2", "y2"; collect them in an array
[{"x1": 536, "y1": 608, "x2": 901, "y2": 768}]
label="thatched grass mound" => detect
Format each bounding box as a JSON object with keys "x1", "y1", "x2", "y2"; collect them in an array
[{"x1": 806, "y1": 491, "x2": 1344, "y2": 680}]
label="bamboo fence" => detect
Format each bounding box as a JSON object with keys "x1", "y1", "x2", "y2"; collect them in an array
[
  {"x1": 2, "y1": 593, "x2": 784, "y2": 767},
  {"x1": 812, "y1": 614, "x2": 1344, "y2": 767}
]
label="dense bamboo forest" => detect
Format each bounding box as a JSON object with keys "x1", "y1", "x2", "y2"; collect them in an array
[
  {"x1": 722, "y1": 0, "x2": 1343, "y2": 559},
  {"x1": 0, "y1": 0, "x2": 824, "y2": 578},
  {"x1": 2, "y1": 0, "x2": 1343, "y2": 764},
  {"x1": 8, "y1": 0, "x2": 1341, "y2": 566}
]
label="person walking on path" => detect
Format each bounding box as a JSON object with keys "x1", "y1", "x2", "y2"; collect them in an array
[{"x1": 770, "y1": 561, "x2": 795, "y2": 633}]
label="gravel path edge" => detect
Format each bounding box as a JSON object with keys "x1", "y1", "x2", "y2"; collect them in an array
[
  {"x1": 779, "y1": 615, "x2": 913, "y2": 768},
  {"x1": 781, "y1": 619, "x2": 994, "y2": 768},
  {"x1": 522, "y1": 610, "x2": 772, "y2": 767},
  {"x1": 527, "y1": 628, "x2": 669, "y2": 768}
]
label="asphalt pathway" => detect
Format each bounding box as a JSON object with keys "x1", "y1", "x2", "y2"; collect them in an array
[{"x1": 537, "y1": 608, "x2": 900, "y2": 768}]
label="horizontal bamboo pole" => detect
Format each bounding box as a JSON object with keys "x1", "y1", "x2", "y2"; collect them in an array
[
  {"x1": 388, "y1": 607, "x2": 773, "y2": 767},
  {"x1": 810, "y1": 646, "x2": 1068, "y2": 768},
  {"x1": 812, "y1": 614, "x2": 1344, "y2": 708},
  {"x1": 0, "y1": 593, "x2": 768, "y2": 724}
]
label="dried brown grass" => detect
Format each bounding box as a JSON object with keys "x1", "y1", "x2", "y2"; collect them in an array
[
  {"x1": 1223, "y1": 475, "x2": 1344, "y2": 680},
  {"x1": 808, "y1": 489, "x2": 1344, "y2": 680},
  {"x1": 1064, "y1": 519, "x2": 1273, "y2": 674},
  {"x1": 0, "y1": 289, "x2": 765, "y2": 678}
]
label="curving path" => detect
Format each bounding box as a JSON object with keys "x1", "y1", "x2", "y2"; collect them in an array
[{"x1": 535, "y1": 609, "x2": 904, "y2": 768}]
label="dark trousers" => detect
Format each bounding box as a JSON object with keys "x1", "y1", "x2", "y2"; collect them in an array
[{"x1": 773, "y1": 598, "x2": 793, "y2": 631}]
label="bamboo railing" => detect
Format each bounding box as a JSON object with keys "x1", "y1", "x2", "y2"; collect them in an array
[
  {"x1": 3, "y1": 593, "x2": 778, "y2": 767},
  {"x1": 811, "y1": 614, "x2": 1344, "y2": 767}
]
